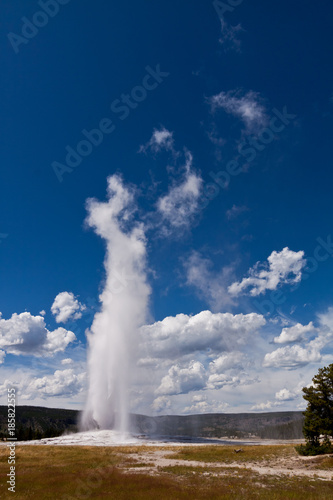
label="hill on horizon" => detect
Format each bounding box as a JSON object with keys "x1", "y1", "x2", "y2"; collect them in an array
[{"x1": 0, "y1": 405, "x2": 304, "y2": 441}]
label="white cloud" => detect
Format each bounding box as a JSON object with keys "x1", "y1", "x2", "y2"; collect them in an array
[
  {"x1": 183, "y1": 395, "x2": 229, "y2": 414},
  {"x1": 275, "y1": 388, "x2": 297, "y2": 401},
  {"x1": 228, "y1": 247, "x2": 306, "y2": 297},
  {"x1": 39, "y1": 310, "x2": 46, "y2": 316},
  {"x1": 151, "y1": 395, "x2": 171, "y2": 412},
  {"x1": 61, "y1": 358, "x2": 73, "y2": 365},
  {"x1": 156, "y1": 361, "x2": 206, "y2": 396},
  {"x1": 206, "y1": 372, "x2": 259, "y2": 391},
  {"x1": 263, "y1": 344, "x2": 322, "y2": 370},
  {"x1": 51, "y1": 291, "x2": 86, "y2": 324},
  {"x1": 210, "y1": 89, "x2": 267, "y2": 133},
  {"x1": 0, "y1": 312, "x2": 76, "y2": 358},
  {"x1": 263, "y1": 308, "x2": 333, "y2": 370},
  {"x1": 139, "y1": 127, "x2": 174, "y2": 154},
  {"x1": 209, "y1": 352, "x2": 245, "y2": 373},
  {"x1": 274, "y1": 322, "x2": 316, "y2": 344},
  {"x1": 206, "y1": 352, "x2": 259, "y2": 391},
  {"x1": 251, "y1": 400, "x2": 282, "y2": 411},
  {"x1": 185, "y1": 251, "x2": 236, "y2": 311},
  {"x1": 226, "y1": 204, "x2": 249, "y2": 220},
  {"x1": 140, "y1": 310, "x2": 266, "y2": 360},
  {"x1": 0, "y1": 350, "x2": 5, "y2": 364},
  {"x1": 156, "y1": 152, "x2": 202, "y2": 231},
  {"x1": 24, "y1": 369, "x2": 86, "y2": 399},
  {"x1": 140, "y1": 311, "x2": 264, "y2": 402},
  {"x1": 317, "y1": 306, "x2": 333, "y2": 332}
]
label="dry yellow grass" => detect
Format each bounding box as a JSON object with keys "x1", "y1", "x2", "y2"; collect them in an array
[
  {"x1": 164, "y1": 444, "x2": 296, "y2": 463},
  {"x1": 0, "y1": 444, "x2": 332, "y2": 499}
]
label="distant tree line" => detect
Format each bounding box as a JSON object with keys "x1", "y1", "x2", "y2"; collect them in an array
[{"x1": 0, "y1": 425, "x2": 65, "y2": 441}]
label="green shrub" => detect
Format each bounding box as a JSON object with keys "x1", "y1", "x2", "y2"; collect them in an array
[{"x1": 295, "y1": 439, "x2": 333, "y2": 456}]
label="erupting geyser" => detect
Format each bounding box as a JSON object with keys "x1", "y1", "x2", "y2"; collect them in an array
[{"x1": 81, "y1": 175, "x2": 150, "y2": 434}]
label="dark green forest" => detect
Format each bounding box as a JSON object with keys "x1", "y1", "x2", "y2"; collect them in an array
[{"x1": 0, "y1": 406, "x2": 304, "y2": 441}]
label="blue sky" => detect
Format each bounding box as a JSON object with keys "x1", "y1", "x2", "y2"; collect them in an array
[{"x1": 1, "y1": 0, "x2": 333, "y2": 415}]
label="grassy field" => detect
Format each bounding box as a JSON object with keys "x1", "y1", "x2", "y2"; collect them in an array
[{"x1": 0, "y1": 444, "x2": 332, "y2": 499}]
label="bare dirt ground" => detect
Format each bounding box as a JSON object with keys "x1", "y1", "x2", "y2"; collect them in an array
[{"x1": 119, "y1": 447, "x2": 333, "y2": 481}]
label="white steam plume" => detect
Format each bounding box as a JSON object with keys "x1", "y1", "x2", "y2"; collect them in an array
[{"x1": 81, "y1": 175, "x2": 150, "y2": 433}]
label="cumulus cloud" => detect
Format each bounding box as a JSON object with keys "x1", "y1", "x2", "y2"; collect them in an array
[
  {"x1": 206, "y1": 352, "x2": 259, "y2": 391},
  {"x1": 51, "y1": 291, "x2": 86, "y2": 324},
  {"x1": 263, "y1": 344, "x2": 322, "y2": 370},
  {"x1": 140, "y1": 311, "x2": 264, "y2": 400},
  {"x1": 0, "y1": 350, "x2": 5, "y2": 364},
  {"x1": 228, "y1": 247, "x2": 306, "y2": 297},
  {"x1": 156, "y1": 361, "x2": 206, "y2": 396},
  {"x1": 139, "y1": 127, "x2": 174, "y2": 154},
  {"x1": 209, "y1": 352, "x2": 245, "y2": 373},
  {"x1": 185, "y1": 251, "x2": 236, "y2": 311},
  {"x1": 183, "y1": 395, "x2": 229, "y2": 414},
  {"x1": 151, "y1": 395, "x2": 172, "y2": 412},
  {"x1": 0, "y1": 312, "x2": 76, "y2": 359},
  {"x1": 274, "y1": 322, "x2": 316, "y2": 344},
  {"x1": 275, "y1": 388, "x2": 297, "y2": 401},
  {"x1": 210, "y1": 90, "x2": 267, "y2": 133},
  {"x1": 264, "y1": 308, "x2": 333, "y2": 370},
  {"x1": 140, "y1": 310, "x2": 266, "y2": 360},
  {"x1": 156, "y1": 152, "x2": 202, "y2": 231},
  {"x1": 24, "y1": 369, "x2": 86, "y2": 399},
  {"x1": 206, "y1": 372, "x2": 259, "y2": 391},
  {"x1": 61, "y1": 358, "x2": 73, "y2": 365},
  {"x1": 251, "y1": 400, "x2": 282, "y2": 411}
]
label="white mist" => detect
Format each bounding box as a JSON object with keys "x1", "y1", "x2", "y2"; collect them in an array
[{"x1": 81, "y1": 175, "x2": 150, "y2": 435}]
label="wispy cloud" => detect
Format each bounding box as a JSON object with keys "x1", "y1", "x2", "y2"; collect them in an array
[
  {"x1": 226, "y1": 204, "x2": 249, "y2": 220},
  {"x1": 219, "y1": 20, "x2": 243, "y2": 52},
  {"x1": 185, "y1": 251, "x2": 236, "y2": 311},
  {"x1": 139, "y1": 126, "x2": 174, "y2": 154},
  {"x1": 156, "y1": 152, "x2": 202, "y2": 233},
  {"x1": 210, "y1": 89, "x2": 268, "y2": 134}
]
